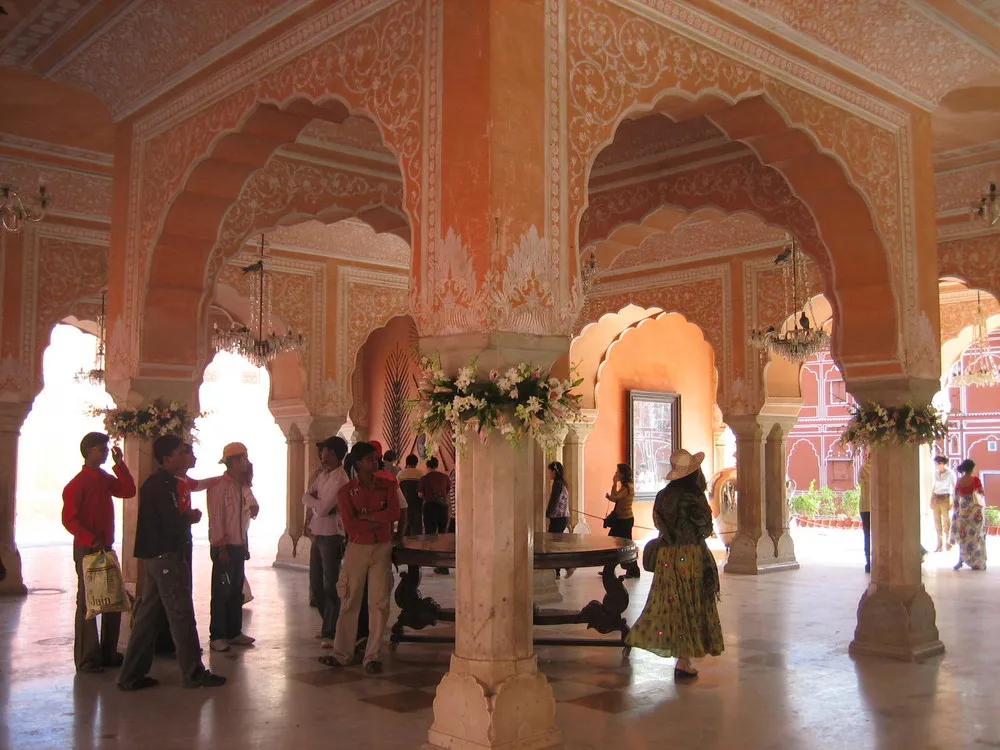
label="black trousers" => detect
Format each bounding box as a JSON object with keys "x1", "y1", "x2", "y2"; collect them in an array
[
  {"x1": 423, "y1": 501, "x2": 449, "y2": 535},
  {"x1": 209, "y1": 545, "x2": 246, "y2": 641},
  {"x1": 607, "y1": 517, "x2": 641, "y2": 576},
  {"x1": 119, "y1": 551, "x2": 205, "y2": 688},
  {"x1": 860, "y1": 511, "x2": 871, "y2": 570}
]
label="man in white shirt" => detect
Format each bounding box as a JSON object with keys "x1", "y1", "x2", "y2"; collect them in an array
[
  {"x1": 929, "y1": 455, "x2": 956, "y2": 552},
  {"x1": 303, "y1": 436, "x2": 350, "y2": 648}
]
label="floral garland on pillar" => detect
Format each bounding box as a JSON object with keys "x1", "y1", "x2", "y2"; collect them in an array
[
  {"x1": 410, "y1": 354, "x2": 582, "y2": 455},
  {"x1": 838, "y1": 402, "x2": 948, "y2": 449},
  {"x1": 89, "y1": 400, "x2": 203, "y2": 442}
]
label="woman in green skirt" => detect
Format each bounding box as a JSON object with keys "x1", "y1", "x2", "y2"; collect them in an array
[{"x1": 626, "y1": 448, "x2": 723, "y2": 680}]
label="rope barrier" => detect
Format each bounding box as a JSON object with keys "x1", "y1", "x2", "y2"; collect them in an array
[{"x1": 575, "y1": 509, "x2": 657, "y2": 534}]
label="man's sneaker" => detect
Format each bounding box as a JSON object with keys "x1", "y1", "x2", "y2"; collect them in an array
[
  {"x1": 364, "y1": 660, "x2": 383, "y2": 675},
  {"x1": 184, "y1": 670, "x2": 227, "y2": 688},
  {"x1": 210, "y1": 639, "x2": 231, "y2": 652},
  {"x1": 229, "y1": 633, "x2": 255, "y2": 646}
]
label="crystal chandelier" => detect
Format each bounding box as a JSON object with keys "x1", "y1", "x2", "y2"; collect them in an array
[
  {"x1": 950, "y1": 292, "x2": 1000, "y2": 388},
  {"x1": 748, "y1": 235, "x2": 830, "y2": 363},
  {"x1": 75, "y1": 291, "x2": 107, "y2": 386},
  {"x1": 1, "y1": 181, "x2": 52, "y2": 232},
  {"x1": 972, "y1": 182, "x2": 999, "y2": 227},
  {"x1": 212, "y1": 234, "x2": 305, "y2": 368}
]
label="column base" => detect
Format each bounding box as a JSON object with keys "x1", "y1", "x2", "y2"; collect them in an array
[
  {"x1": 771, "y1": 530, "x2": 799, "y2": 570},
  {"x1": 274, "y1": 532, "x2": 310, "y2": 568},
  {"x1": 724, "y1": 533, "x2": 788, "y2": 575},
  {"x1": 426, "y1": 655, "x2": 562, "y2": 750},
  {"x1": 0, "y1": 543, "x2": 26, "y2": 595},
  {"x1": 533, "y1": 570, "x2": 562, "y2": 606},
  {"x1": 849, "y1": 583, "x2": 944, "y2": 662}
]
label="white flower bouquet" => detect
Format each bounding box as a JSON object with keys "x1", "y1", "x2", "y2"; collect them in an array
[
  {"x1": 410, "y1": 354, "x2": 582, "y2": 455},
  {"x1": 90, "y1": 400, "x2": 203, "y2": 442},
  {"x1": 838, "y1": 401, "x2": 948, "y2": 449}
]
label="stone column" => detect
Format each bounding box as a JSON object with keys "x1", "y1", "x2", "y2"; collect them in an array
[
  {"x1": 848, "y1": 382, "x2": 943, "y2": 661},
  {"x1": 724, "y1": 415, "x2": 780, "y2": 574},
  {"x1": 764, "y1": 417, "x2": 799, "y2": 570},
  {"x1": 0, "y1": 402, "x2": 31, "y2": 595},
  {"x1": 423, "y1": 334, "x2": 564, "y2": 750},
  {"x1": 563, "y1": 418, "x2": 595, "y2": 530}
]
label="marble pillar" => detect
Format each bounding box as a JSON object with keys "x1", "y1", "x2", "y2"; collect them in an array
[
  {"x1": 849, "y1": 440, "x2": 944, "y2": 661},
  {"x1": 562, "y1": 418, "x2": 595, "y2": 531},
  {"x1": 724, "y1": 415, "x2": 782, "y2": 574},
  {"x1": 847, "y1": 379, "x2": 944, "y2": 661},
  {"x1": 765, "y1": 418, "x2": 799, "y2": 570},
  {"x1": 0, "y1": 402, "x2": 31, "y2": 595},
  {"x1": 423, "y1": 334, "x2": 563, "y2": 750}
]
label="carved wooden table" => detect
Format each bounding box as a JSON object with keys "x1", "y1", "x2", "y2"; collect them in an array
[{"x1": 390, "y1": 533, "x2": 638, "y2": 661}]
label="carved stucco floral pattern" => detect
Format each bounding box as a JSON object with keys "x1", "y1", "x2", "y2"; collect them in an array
[
  {"x1": 205, "y1": 156, "x2": 404, "y2": 286},
  {"x1": 582, "y1": 156, "x2": 834, "y2": 285},
  {"x1": 584, "y1": 268, "x2": 730, "y2": 403},
  {"x1": 0, "y1": 160, "x2": 112, "y2": 219},
  {"x1": 940, "y1": 296, "x2": 1000, "y2": 344},
  {"x1": 939, "y1": 234, "x2": 1000, "y2": 300},
  {"x1": 53, "y1": 0, "x2": 300, "y2": 117},
  {"x1": 730, "y1": 0, "x2": 1000, "y2": 103},
  {"x1": 567, "y1": 0, "x2": 903, "y2": 335},
  {"x1": 935, "y1": 164, "x2": 999, "y2": 213},
  {"x1": 611, "y1": 213, "x2": 786, "y2": 269},
  {"x1": 128, "y1": 0, "x2": 424, "y2": 373},
  {"x1": 267, "y1": 220, "x2": 410, "y2": 267},
  {"x1": 33, "y1": 235, "x2": 109, "y2": 390},
  {"x1": 593, "y1": 116, "x2": 723, "y2": 171}
]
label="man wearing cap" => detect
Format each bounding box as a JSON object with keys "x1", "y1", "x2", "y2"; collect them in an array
[
  {"x1": 303, "y1": 436, "x2": 350, "y2": 647},
  {"x1": 206, "y1": 442, "x2": 255, "y2": 652},
  {"x1": 62, "y1": 431, "x2": 136, "y2": 673}
]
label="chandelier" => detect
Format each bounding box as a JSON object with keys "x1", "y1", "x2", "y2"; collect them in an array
[
  {"x1": 748, "y1": 235, "x2": 830, "y2": 363},
  {"x1": 1, "y1": 181, "x2": 52, "y2": 233},
  {"x1": 212, "y1": 233, "x2": 305, "y2": 368},
  {"x1": 75, "y1": 291, "x2": 107, "y2": 386},
  {"x1": 950, "y1": 292, "x2": 1000, "y2": 388},
  {"x1": 972, "y1": 182, "x2": 999, "y2": 227}
]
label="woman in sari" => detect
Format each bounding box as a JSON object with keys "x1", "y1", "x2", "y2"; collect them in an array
[
  {"x1": 626, "y1": 449, "x2": 723, "y2": 680},
  {"x1": 951, "y1": 458, "x2": 987, "y2": 571}
]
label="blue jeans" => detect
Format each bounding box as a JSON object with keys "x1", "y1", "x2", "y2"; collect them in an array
[{"x1": 314, "y1": 534, "x2": 346, "y2": 639}]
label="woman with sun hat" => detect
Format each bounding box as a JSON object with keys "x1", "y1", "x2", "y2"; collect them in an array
[{"x1": 625, "y1": 448, "x2": 723, "y2": 680}]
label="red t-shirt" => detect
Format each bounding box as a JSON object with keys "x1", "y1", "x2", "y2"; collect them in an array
[
  {"x1": 62, "y1": 463, "x2": 137, "y2": 547},
  {"x1": 338, "y1": 474, "x2": 401, "y2": 544}
]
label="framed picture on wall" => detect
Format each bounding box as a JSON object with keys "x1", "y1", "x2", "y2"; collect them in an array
[{"x1": 627, "y1": 390, "x2": 681, "y2": 500}]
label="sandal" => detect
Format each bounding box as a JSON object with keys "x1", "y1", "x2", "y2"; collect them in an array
[{"x1": 318, "y1": 655, "x2": 344, "y2": 668}]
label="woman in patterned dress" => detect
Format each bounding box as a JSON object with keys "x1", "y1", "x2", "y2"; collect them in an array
[
  {"x1": 951, "y1": 459, "x2": 987, "y2": 571},
  {"x1": 626, "y1": 449, "x2": 723, "y2": 680}
]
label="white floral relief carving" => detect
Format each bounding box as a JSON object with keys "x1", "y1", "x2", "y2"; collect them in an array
[
  {"x1": 726, "y1": 376, "x2": 762, "y2": 417},
  {"x1": 0, "y1": 354, "x2": 29, "y2": 399},
  {"x1": 903, "y1": 311, "x2": 940, "y2": 380},
  {"x1": 267, "y1": 220, "x2": 410, "y2": 267},
  {"x1": 205, "y1": 156, "x2": 404, "y2": 286},
  {"x1": 127, "y1": 0, "x2": 425, "y2": 380},
  {"x1": 52, "y1": 0, "x2": 306, "y2": 117},
  {"x1": 938, "y1": 234, "x2": 1000, "y2": 301},
  {"x1": 422, "y1": 228, "x2": 479, "y2": 335}
]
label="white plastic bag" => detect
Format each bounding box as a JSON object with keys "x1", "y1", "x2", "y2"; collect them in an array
[{"x1": 82, "y1": 549, "x2": 130, "y2": 620}]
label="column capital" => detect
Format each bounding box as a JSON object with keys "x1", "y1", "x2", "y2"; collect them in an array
[
  {"x1": 419, "y1": 332, "x2": 569, "y2": 373},
  {"x1": 847, "y1": 376, "x2": 940, "y2": 407},
  {"x1": 725, "y1": 414, "x2": 766, "y2": 440},
  {"x1": 564, "y1": 410, "x2": 598, "y2": 445},
  {"x1": 0, "y1": 402, "x2": 31, "y2": 433}
]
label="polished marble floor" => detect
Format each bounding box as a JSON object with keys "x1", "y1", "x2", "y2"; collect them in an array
[{"x1": 2, "y1": 529, "x2": 998, "y2": 750}]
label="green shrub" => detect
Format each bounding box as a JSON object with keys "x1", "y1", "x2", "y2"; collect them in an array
[
  {"x1": 985, "y1": 505, "x2": 1000, "y2": 527},
  {"x1": 792, "y1": 480, "x2": 860, "y2": 518}
]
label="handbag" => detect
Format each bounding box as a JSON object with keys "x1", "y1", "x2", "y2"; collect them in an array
[{"x1": 642, "y1": 537, "x2": 663, "y2": 572}]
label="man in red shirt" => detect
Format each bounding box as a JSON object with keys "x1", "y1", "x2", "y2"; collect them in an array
[
  {"x1": 62, "y1": 431, "x2": 136, "y2": 673},
  {"x1": 320, "y1": 442, "x2": 399, "y2": 674}
]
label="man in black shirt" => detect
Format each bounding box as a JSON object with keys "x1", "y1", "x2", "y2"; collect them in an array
[{"x1": 118, "y1": 434, "x2": 226, "y2": 691}]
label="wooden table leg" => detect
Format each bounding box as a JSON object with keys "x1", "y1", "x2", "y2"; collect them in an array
[{"x1": 390, "y1": 564, "x2": 441, "y2": 649}]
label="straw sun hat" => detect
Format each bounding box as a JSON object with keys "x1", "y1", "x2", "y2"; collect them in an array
[{"x1": 665, "y1": 449, "x2": 705, "y2": 480}]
